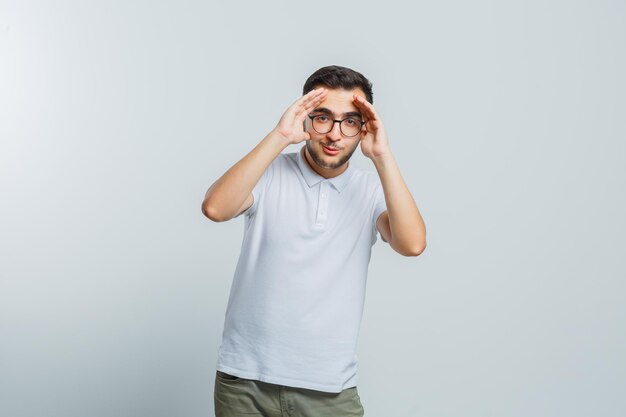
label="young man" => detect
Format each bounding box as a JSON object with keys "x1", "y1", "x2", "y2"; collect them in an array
[{"x1": 203, "y1": 65, "x2": 426, "y2": 417}]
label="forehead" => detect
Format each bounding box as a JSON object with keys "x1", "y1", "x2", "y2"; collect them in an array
[{"x1": 312, "y1": 87, "x2": 366, "y2": 116}]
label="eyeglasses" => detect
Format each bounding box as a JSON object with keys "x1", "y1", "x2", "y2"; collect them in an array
[{"x1": 307, "y1": 114, "x2": 365, "y2": 137}]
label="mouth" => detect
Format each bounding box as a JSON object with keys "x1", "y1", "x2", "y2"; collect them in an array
[{"x1": 321, "y1": 144, "x2": 340, "y2": 156}]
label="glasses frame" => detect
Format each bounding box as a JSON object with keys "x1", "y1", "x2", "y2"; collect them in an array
[{"x1": 307, "y1": 114, "x2": 366, "y2": 137}]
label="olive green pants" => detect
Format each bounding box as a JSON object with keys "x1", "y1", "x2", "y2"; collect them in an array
[{"x1": 214, "y1": 371, "x2": 365, "y2": 417}]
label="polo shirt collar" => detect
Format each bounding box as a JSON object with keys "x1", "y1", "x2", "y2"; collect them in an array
[{"x1": 297, "y1": 146, "x2": 354, "y2": 193}]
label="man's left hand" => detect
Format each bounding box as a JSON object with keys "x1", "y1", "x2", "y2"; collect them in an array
[{"x1": 353, "y1": 94, "x2": 391, "y2": 160}]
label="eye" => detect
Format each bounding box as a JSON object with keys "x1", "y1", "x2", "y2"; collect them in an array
[
  {"x1": 316, "y1": 115, "x2": 330, "y2": 122},
  {"x1": 344, "y1": 118, "x2": 359, "y2": 126}
]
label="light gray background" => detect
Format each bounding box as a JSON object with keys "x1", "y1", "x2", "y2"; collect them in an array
[{"x1": 1, "y1": 1, "x2": 625, "y2": 416}]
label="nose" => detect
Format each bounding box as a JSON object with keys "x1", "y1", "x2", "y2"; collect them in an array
[{"x1": 326, "y1": 120, "x2": 343, "y2": 142}]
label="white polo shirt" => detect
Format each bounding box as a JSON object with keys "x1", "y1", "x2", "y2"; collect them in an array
[{"x1": 216, "y1": 146, "x2": 387, "y2": 393}]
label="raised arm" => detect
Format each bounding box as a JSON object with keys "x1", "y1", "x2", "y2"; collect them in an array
[
  {"x1": 353, "y1": 94, "x2": 427, "y2": 256},
  {"x1": 201, "y1": 88, "x2": 328, "y2": 222}
]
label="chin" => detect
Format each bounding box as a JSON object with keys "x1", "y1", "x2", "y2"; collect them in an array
[{"x1": 306, "y1": 140, "x2": 356, "y2": 170}]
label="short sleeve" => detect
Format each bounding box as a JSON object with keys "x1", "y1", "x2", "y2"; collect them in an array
[
  {"x1": 235, "y1": 157, "x2": 276, "y2": 218},
  {"x1": 371, "y1": 182, "x2": 387, "y2": 237}
]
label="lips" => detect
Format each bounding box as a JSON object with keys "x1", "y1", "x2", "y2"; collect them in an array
[{"x1": 322, "y1": 144, "x2": 340, "y2": 156}]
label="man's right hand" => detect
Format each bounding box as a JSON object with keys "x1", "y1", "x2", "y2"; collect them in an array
[
  {"x1": 202, "y1": 87, "x2": 328, "y2": 222},
  {"x1": 273, "y1": 88, "x2": 328, "y2": 144}
]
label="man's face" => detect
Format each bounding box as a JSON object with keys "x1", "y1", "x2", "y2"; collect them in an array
[{"x1": 304, "y1": 87, "x2": 367, "y2": 177}]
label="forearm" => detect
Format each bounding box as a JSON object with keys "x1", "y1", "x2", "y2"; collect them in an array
[
  {"x1": 202, "y1": 129, "x2": 289, "y2": 221},
  {"x1": 372, "y1": 153, "x2": 426, "y2": 253}
]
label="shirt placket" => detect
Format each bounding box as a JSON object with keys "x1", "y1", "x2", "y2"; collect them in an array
[{"x1": 315, "y1": 180, "x2": 330, "y2": 227}]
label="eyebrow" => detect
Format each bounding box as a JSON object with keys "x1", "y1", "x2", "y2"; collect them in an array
[{"x1": 311, "y1": 107, "x2": 363, "y2": 119}]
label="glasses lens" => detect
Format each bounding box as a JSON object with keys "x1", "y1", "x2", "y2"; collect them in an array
[
  {"x1": 340, "y1": 118, "x2": 362, "y2": 137},
  {"x1": 312, "y1": 115, "x2": 332, "y2": 134}
]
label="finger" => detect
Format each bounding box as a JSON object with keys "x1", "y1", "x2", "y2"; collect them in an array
[
  {"x1": 301, "y1": 87, "x2": 323, "y2": 102},
  {"x1": 301, "y1": 92, "x2": 327, "y2": 115},
  {"x1": 295, "y1": 90, "x2": 327, "y2": 121},
  {"x1": 353, "y1": 97, "x2": 376, "y2": 121},
  {"x1": 353, "y1": 95, "x2": 378, "y2": 121},
  {"x1": 296, "y1": 88, "x2": 327, "y2": 109},
  {"x1": 284, "y1": 89, "x2": 321, "y2": 117},
  {"x1": 283, "y1": 89, "x2": 326, "y2": 121},
  {"x1": 301, "y1": 88, "x2": 327, "y2": 111}
]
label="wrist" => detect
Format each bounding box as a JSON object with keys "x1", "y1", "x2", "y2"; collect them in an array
[
  {"x1": 266, "y1": 128, "x2": 293, "y2": 148},
  {"x1": 370, "y1": 151, "x2": 395, "y2": 168}
]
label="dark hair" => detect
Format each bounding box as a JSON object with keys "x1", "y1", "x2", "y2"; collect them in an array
[{"x1": 303, "y1": 65, "x2": 374, "y2": 104}]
